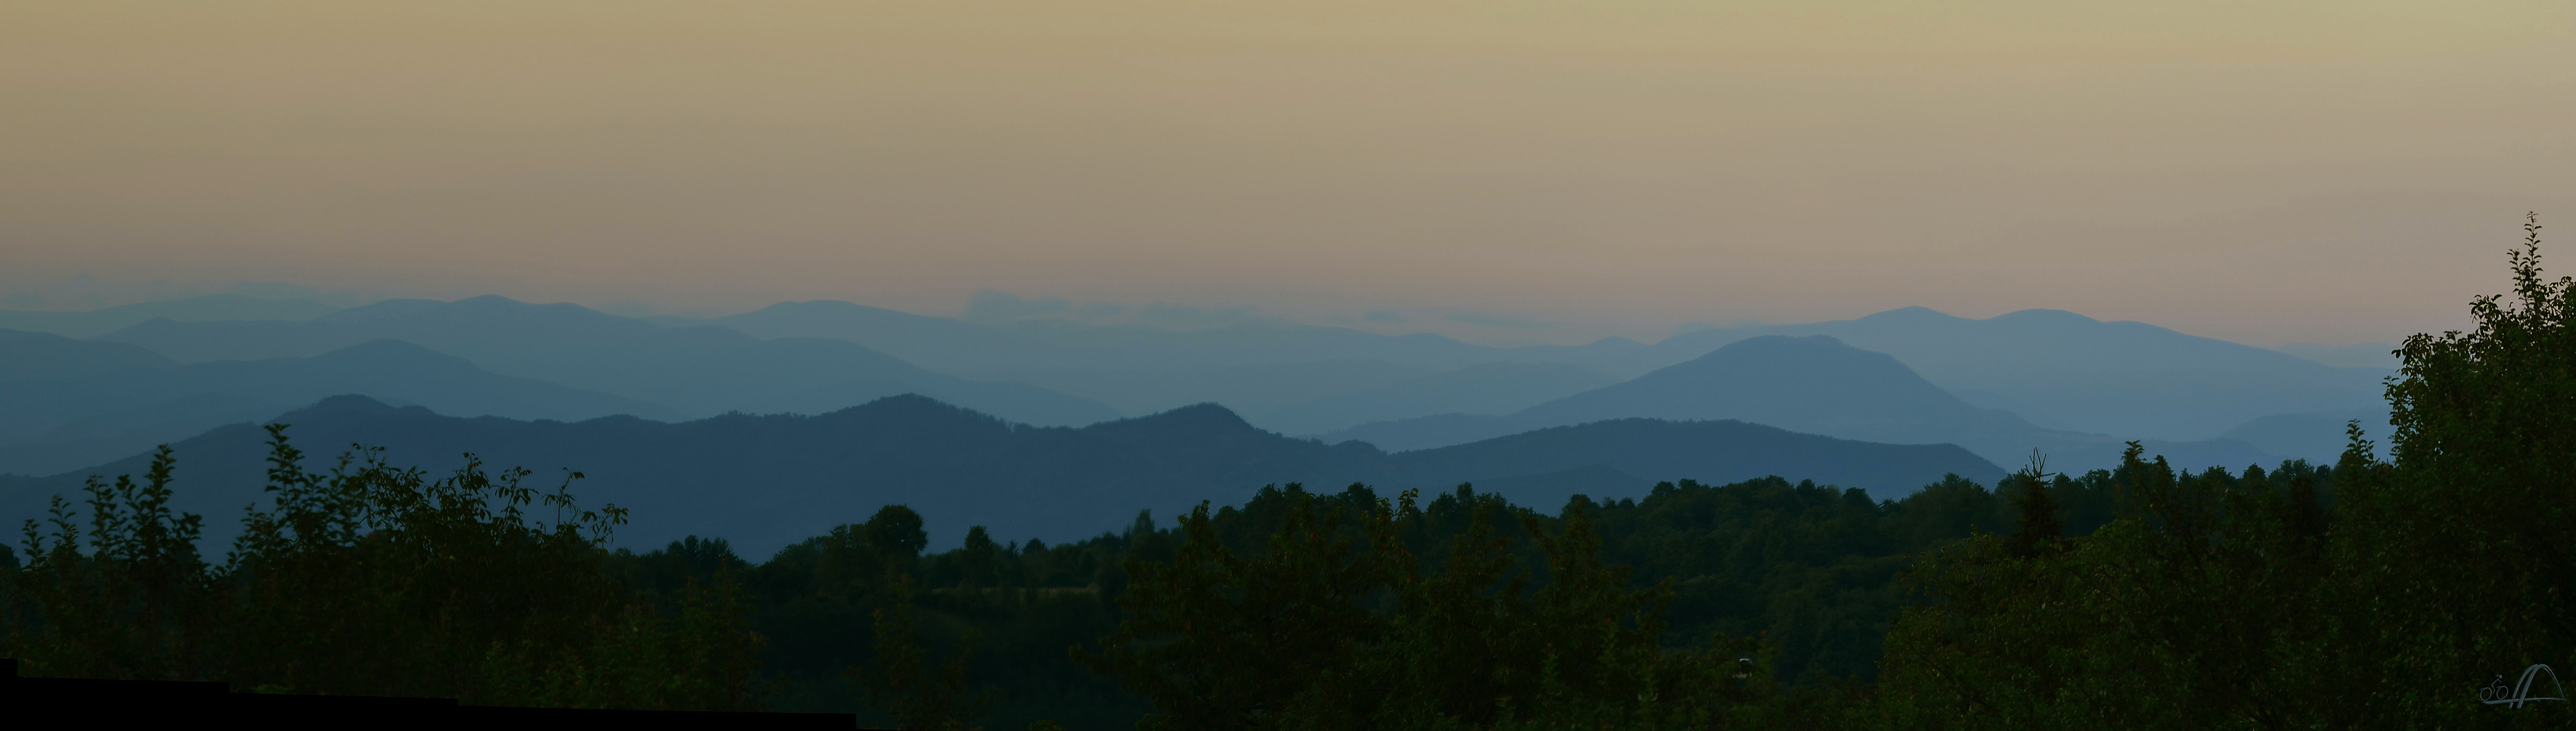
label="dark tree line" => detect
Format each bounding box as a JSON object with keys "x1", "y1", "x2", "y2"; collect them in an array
[{"x1": 1, "y1": 426, "x2": 762, "y2": 709}]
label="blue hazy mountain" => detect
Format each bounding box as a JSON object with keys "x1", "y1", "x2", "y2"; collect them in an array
[
  {"x1": 1627, "y1": 308, "x2": 2389, "y2": 441},
  {"x1": 983, "y1": 360, "x2": 1441, "y2": 417},
  {"x1": 710, "y1": 299, "x2": 1037, "y2": 370},
  {"x1": 714, "y1": 300, "x2": 1645, "y2": 417},
  {"x1": 0, "y1": 394, "x2": 2003, "y2": 557},
  {"x1": 90, "y1": 296, "x2": 1119, "y2": 426},
  {"x1": 710, "y1": 300, "x2": 2380, "y2": 441},
  {"x1": 0, "y1": 334, "x2": 681, "y2": 477},
  {"x1": 77, "y1": 295, "x2": 2381, "y2": 447},
  {"x1": 0, "y1": 294, "x2": 343, "y2": 339},
  {"x1": 1517, "y1": 336, "x2": 2048, "y2": 450},
  {"x1": 0, "y1": 327, "x2": 175, "y2": 382},
  {"x1": 1251, "y1": 361, "x2": 1620, "y2": 435},
  {"x1": 1318, "y1": 335, "x2": 2275, "y2": 474},
  {"x1": 1638, "y1": 307, "x2": 2380, "y2": 440},
  {"x1": 717, "y1": 299, "x2": 1531, "y2": 373}
]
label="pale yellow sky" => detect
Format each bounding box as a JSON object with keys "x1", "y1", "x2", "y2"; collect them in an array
[{"x1": 4, "y1": 1, "x2": 2571, "y2": 345}]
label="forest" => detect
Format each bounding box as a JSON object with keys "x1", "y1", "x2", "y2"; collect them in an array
[{"x1": 2, "y1": 219, "x2": 2568, "y2": 729}]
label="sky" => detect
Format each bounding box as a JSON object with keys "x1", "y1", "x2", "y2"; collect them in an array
[{"x1": 5, "y1": 1, "x2": 2572, "y2": 347}]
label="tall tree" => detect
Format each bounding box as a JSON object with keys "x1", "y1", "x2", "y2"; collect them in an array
[
  {"x1": 2004, "y1": 451, "x2": 2063, "y2": 558},
  {"x1": 2290, "y1": 213, "x2": 2576, "y2": 725}
]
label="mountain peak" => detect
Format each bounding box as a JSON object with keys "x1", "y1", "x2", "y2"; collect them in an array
[
  {"x1": 1088, "y1": 403, "x2": 1258, "y2": 437},
  {"x1": 1989, "y1": 309, "x2": 2101, "y2": 325},
  {"x1": 833, "y1": 392, "x2": 992, "y2": 422},
  {"x1": 1854, "y1": 306, "x2": 1960, "y2": 323},
  {"x1": 1645, "y1": 334, "x2": 1929, "y2": 392},
  {"x1": 1509, "y1": 330, "x2": 2041, "y2": 457}
]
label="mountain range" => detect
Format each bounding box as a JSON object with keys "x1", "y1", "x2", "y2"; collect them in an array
[
  {"x1": 5, "y1": 293, "x2": 2389, "y2": 496},
  {"x1": 704, "y1": 299, "x2": 2389, "y2": 442},
  {"x1": 0, "y1": 394, "x2": 2005, "y2": 556},
  {"x1": 713, "y1": 299, "x2": 1638, "y2": 419},
  {"x1": 88, "y1": 296, "x2": 1119, "y2": 426},
  {"x1": 0, "y1": 329, "x2": 677, "y2": 476},
  {"x1": 1634, "y1": 307, "x2": 2392, "y2": 441},
  {"x1": 0, "y1": 294, "x2": 341, "y2": 339},
  {"x1": 1317, "y1": 334, "x2": 2275, "y2": 474}
]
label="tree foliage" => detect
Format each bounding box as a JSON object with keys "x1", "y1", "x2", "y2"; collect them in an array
[
  {"x1": 1873, "y1": 214, "x2": 2574, "y2": 728},
  {"x1": 3, "y1": 424, "x2": 763, "y2": 709},
  {"x1": 1086, "y1": 484, "x2": 1777, "y2": 730}
]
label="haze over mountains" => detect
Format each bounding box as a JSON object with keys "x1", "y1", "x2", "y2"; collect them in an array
[
  {"x1": 0, "y1": 294, "x2": 341, "y2": 339},
  {"x1": 1636, "y1": 307, "x2": 2392, "y2": 442},
  {"x1": 0, "y1": 330, "x2": 677, "y2": 477},
  {"x1": 712, "y1": 299, "x2": 1642, "y2": 422},
  {"x1": 708, "y1": 299, "x2": 2388, "y2": 445},
  {"x1": 0, "y1": 291, "x2": 2388, "y2": 524},
  {"x1": 88, "y1": 296, "x2": 1119, "y2": 426},
  {"x1": 1318, "y1": 335, "x2": 2276, "y2": 471},
  {"x1": 0, "y1": 394, "x2": 2003, "y2": 555}
]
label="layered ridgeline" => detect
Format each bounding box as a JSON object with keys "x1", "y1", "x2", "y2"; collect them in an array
[
  {"x1": 0, "y1": 330, "x2": 677, "y2": 477},
  {"x1": 0, "y1": 394, "x2": 2002, "y2": 558},
  {"x1": 1249, "y1": 361, "x2": 1620, "y2": 435},
  {"x1": 1320, "y1": 335, "x2": 2273, "y2": 473},
  {"x1": 1638, "y1": 307, "x2": 2391, "y2": 443},
  {"x1": 715, "y1": 299, "x2": 1631, "y2": 422},
  {"x1": 705, "y1": 299, "x2": 2384, "y2": 448},
  {"x1": 714, "y1": 299, "x2": 1633, "y2": 377},
  {"x1": 64, "y1": 294, "x2": 2378, "y2": 462},
  {"x1": 91, "y1": 296, "x2": 1117, "y2": 426},
  {"x1": 0, "y1": 294, "x2": 341, "y2": 339}
]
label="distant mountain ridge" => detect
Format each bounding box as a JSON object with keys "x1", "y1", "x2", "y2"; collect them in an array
[
  {"x1": 91, "y1": 296, "x2": 1119, "y2": 426},
  {"x1": 715, "y1": 299, "x2": 1608, "y2": 374},
  {"x1": 0, "y1": 294, "x2": 342, "y2": 339},
  {"x1": 1319, "y1": 335, "x2": 2275, "y2": 474},
  {"x1": 1249, "y1": 361, "x2": 1619, "y2": 435},
  {"x1": 0, "y1": 332, "x2": 680, "y2": 477},
  {"x1": 1636, "y1": 307, "x2": 2390, "y2": 441},
  {"x1": 0, "y1": 394, "x2": 2005, "y2": 557},
  {"x1": 705, "y1": 299, "x2": 2387, "y2": 441},
  {"x1": 53, "y1": 294, "x2": 2387, "y2": 448},
  {"x1": 0, "y1": 328, "x2": 175, "y2": 383},
  {"x1": 715, "y1": 300, "x2": 1641, "y2": 419}
]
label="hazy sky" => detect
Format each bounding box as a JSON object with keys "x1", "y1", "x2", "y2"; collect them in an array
[{"x1": 5, "y1": 1, "x2": 2571, "y2": 346}]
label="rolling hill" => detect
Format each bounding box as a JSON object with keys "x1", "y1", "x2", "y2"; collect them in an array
[{"x1": 0, "y1": 394, "x2": 2004, "y2": 557}]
